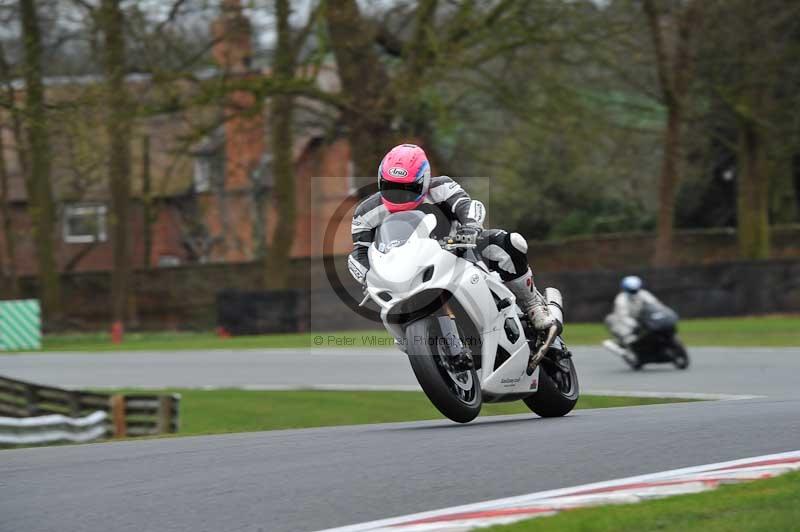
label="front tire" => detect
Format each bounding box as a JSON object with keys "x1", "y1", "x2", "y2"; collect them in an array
[
  {"x1": 524, "y1": 356, "x2": 579, "y2": 417},
  {"x1": 670, "y1": 340, "x2": 690, "y2": 370},
  {"x1": 405, "y1": 318, "x2": 481, "y2": 423},
  {"x1": 623, "y1": 352, "x2": 643, "y2": 371}
]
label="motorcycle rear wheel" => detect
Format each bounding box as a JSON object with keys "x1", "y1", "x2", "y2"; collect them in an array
[
  {"x1": 523, "y1": 356, "x2": 579, "y2": 417},
  {"x1": 405, "y1": 318, "x2": 482, "y2": 423}
]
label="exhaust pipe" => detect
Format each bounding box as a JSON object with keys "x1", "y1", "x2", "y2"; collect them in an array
[
  {"x1": 544, "y1": 287, "x2": 564, "y2": 332},
  {"x1": 526, "y1": 287, "x2": 565, "y2": 375}
]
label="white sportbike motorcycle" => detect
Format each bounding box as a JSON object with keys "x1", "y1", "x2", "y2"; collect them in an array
[{"x1": 361, "y1": 207, "x2": 579, "y2": 423}]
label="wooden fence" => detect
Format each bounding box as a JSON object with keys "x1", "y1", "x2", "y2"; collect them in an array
[{"x1": 0, "y1": 375, "x2": 179, "y2": 438}]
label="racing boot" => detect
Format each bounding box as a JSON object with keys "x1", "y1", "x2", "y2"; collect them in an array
[{"x1": 505, "y1": 268, "x2": 556, "y2": 330}]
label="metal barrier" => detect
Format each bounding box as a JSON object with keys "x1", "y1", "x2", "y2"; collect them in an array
[
  {"x1": 0, "y1": 376, "x2": 180, "y2": 441},
  {"x1": 0, "y1": 411, "x2": 108, "y2": 445}
]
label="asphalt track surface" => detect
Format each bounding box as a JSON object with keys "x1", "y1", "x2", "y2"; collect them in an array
[
  {"x1": 1, "y1": 345, "x2": 798, "y2": 397},
  {"x1": 1, "y1": 345, "x2": 799, "y2": 532}
]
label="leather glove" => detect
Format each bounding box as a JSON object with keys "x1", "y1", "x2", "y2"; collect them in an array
[{"x1": 455, "y1": 223, "x2": 482, "y2": 244}]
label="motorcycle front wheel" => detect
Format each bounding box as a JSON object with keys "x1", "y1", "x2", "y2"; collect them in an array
[
  {"x1": 670, "y1": 340, "x2": 690, "y2": 370},
  {"x1": 405, "y1": 317, "x2": 482, "y2": 423}
]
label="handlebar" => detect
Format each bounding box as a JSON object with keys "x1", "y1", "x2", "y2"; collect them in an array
[
  {"x1": 439, "y1": 231, "x2": 479, "y2": 251},
  {"x1": 439, "y1": 238, "x2": 477, "y2": 252}
]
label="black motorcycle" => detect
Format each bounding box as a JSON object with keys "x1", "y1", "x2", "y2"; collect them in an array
[{"x1": 604, "y1": 307, "x2": 690, "y2": 370}]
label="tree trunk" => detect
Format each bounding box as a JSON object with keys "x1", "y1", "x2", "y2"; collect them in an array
[
  {"x1": 0, "y1": 44, "x2": 30, "y2": 183},
  {"x1": 769, "y1": 153, "x2": 797, "y2": 225},
  {"x1": 19, "y1": 0, "x2": 61, "y2": 322},
  {"x1": 737, "y1": 118, "x2": 770, "y2": 259},
  {"x1": 643, "y1": 0, "x2": 701, "y2": 267},
  {"x1": 0, "y1": 45, "x2": 21, "y2": 297},
  {"x1": 262, "y1": 0, "x2": 296, "y2": 290},
  {"x1": 325, "y1": 0, "x2": 396, "y2": 193},
  {"x1": 0, "y1": 124, "x2": 18, "y2": 297},
  {"x1": 653, "y1": 105, "x2": 682, "y2": 266},
  {"x1": 794, "y1": 154, "x2": 800, "y2": 218},
  {"x1": 101, "y1": 0, "x2": 133, "y2": 324},
  {"x1": 142, "y1": 135, "x2": 153, "y2": 269}
]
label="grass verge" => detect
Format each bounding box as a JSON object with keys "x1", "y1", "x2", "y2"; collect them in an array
[
  {"x1": 112, "y1": 389, "x2": 691, "y2": 436},
  {"x1": 5, "y1": 314, "x2": 796, "y2": 353},
  {"x1": 484, "y1": 469, "x2": 800, "y2": 532},
  {"x1": 0, "y1": 315, "x2": 800, "y2": 354}
]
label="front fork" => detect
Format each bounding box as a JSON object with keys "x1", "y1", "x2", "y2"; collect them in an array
[{"x1": 437, "y1": 298, "x2": 472, "y2": 370}]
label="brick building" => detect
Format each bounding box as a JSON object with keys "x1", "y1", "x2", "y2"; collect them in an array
[{"x1": 0, "y1": 0, "x2": 357, "y2": 279}]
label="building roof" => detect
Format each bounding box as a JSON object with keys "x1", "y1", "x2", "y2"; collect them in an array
[{"x1": 1, "y1": 64, "x2": 341, "y2": 205}]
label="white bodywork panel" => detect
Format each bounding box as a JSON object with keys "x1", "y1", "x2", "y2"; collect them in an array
[{"x1": 366, "y1": 217, "x2": 539, "y2": 396}]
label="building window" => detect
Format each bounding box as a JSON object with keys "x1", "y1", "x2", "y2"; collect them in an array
[
  {"x1": 63, "y1": 204, "x2": 107, "y2": 244},
  {"x1": 193, "y1": 157, "x2": 212, "y2": 192},
  {"x1": 157, "y1": 255, "x2": 181, "y2": 267},
  {"x1": 193, "y1": 146, "x2": 225, "y2": 193}
]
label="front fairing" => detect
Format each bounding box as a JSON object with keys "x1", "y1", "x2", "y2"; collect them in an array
[
  {"x1": 366, "y1": 238, "x2": 456, "y2": 307},
  {"x1": 367, "y1": 238, "x2": 538, "y2": 396}
]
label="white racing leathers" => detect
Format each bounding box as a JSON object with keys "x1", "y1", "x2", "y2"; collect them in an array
[
  {"x1": 347, "y1": 176, "x2": 555, "y2": 330},
  {"x1": 348, "y1": 176, "x2": 475, "y2": 285},
  {"x1": 605, "y1": 289, "x2": 665, "y2": 345}
]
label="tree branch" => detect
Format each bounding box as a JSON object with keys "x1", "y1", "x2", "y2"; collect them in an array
[
  {"x1": 643, "y1": 0, "x2": 675, "y2": 106},
  {"x1": 290, "y1": 0, "x2": 322, "y2": 63}
]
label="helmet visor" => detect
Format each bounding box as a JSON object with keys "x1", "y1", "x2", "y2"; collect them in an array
[{"x1": 380, "y1": 178, "x2": 424, "y2": 204}]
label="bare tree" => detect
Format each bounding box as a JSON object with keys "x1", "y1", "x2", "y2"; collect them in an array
[
  {"x1": 700, "y1": 0, "x2": 800, "y2": 258},
  {"x1": 324, "y1": 0, "x2": 396, "y2": 186},
  {"x1": 0, "y1": 44, "x2": 20, "y2": 297},
  {"x1": 263, "y1": 0, "x2": 298, "y2": 289},
  {"x1": 643, "y1": 0, "x2": 702, "y2": 266},
  {"x1": 141, "y1": 134, "x2": 154, "y2": 268},
  {"x1": 85, "y1": 0, "x2": 135, "y2": 326},
  {"x1": 0, "y1": 119, "x2": 18, "y2": 297},
  {"x1": 323, "y1": 1, "x2": 555, "y2": 184},
  {"x1": 19, "y1": 0, "x2": 61, "y2": 321}
]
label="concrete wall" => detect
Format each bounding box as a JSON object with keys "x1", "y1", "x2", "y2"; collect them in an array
[
  {"x1": 529, "y1": 225, "x2": 800, "y2": 272},
  {"x1": 536, "y1": 259, "x2": 800, "y2": 322}
]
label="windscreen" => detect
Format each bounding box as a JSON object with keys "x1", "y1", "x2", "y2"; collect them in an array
[{"x1": 374, "y1": 211, "x2": 432, "y2": 253}]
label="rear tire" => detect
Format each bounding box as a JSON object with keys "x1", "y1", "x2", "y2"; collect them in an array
[
  {"x1": 405, "y1": 318, "x2": 482, "y2": 423},
  {"x1": 524, "y1": 356, "x2": 579, "y2": 417}
]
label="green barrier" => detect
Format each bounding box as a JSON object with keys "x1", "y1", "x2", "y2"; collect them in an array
[{"x1": 0, "y1": 299, "x2": 42, "y2": 351}]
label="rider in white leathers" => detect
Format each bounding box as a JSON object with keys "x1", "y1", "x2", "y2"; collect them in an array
[
  {"x1": 605, "y1": 276, "x2": 667, "y2": 347},
  {"x1": 348, "y1": 144, "x2": 555, "y2": 331}
]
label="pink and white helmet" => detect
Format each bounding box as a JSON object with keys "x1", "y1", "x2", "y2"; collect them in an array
[{"x1": 377, "y1": 144, "x2": 431, "y2": 212}]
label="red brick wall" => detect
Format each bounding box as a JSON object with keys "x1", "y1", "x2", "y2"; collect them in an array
[
  {"x1": 293, "y1": 138, "x2": 358, "y2": 258},
  {"x1": 0, "y1": 136, "x2": 359, "y2": 277},
  {"x1": 1, "y1": 201, "x2": 188, "y2": 276},
  {"x1": 148, "y1": 204, "x2": 189, "y2": 266}
]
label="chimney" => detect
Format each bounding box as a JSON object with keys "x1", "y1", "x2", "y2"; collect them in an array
[
  {"x1": 212, "y1": 0, "x2": 253, "y2": 74},
  {"x1": 210, "y1": 0, "x2": 263, "y2": 193},
  {"x1": 205, "y1": 0, "x2": 266, "y2": 262}
]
